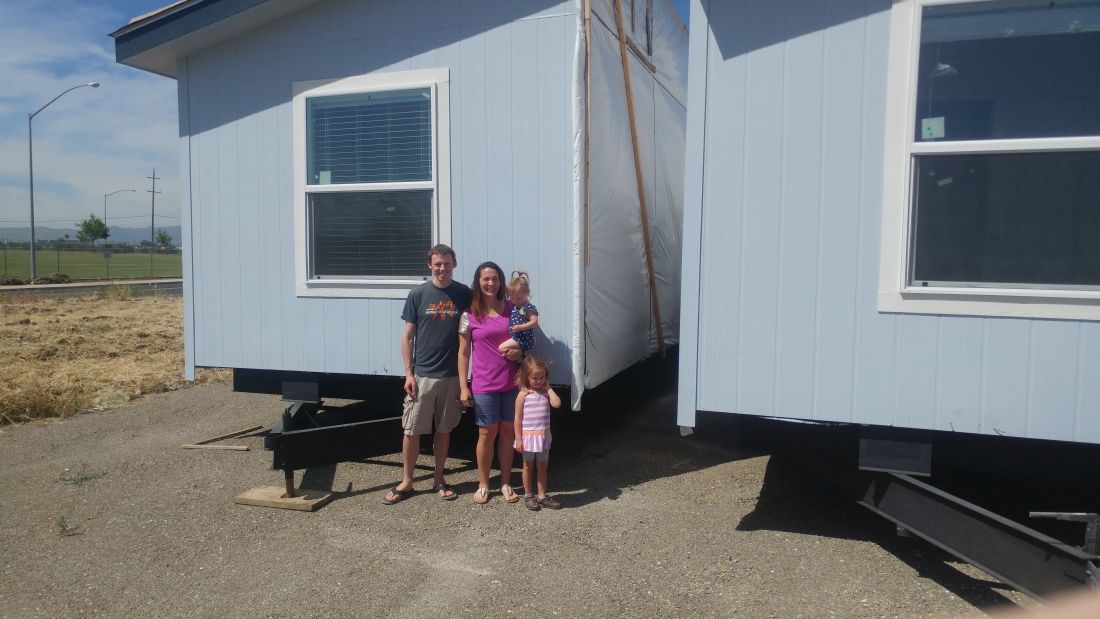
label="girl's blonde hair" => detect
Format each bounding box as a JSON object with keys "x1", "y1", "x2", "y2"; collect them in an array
[
  {"x1": 507, "y1": 270, "x2": 531, "y2": 297},
  {"x1": 515, "y1": 355, "x2": 550, "y2": 389}
]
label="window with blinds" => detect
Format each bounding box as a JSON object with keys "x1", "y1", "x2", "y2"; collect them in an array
[
  {"x1": 307, "y1": 88, "x2": 432, "y2": 185},
  {"x1": 304, "y1": 86, "x2": 435, "y2": 279}
]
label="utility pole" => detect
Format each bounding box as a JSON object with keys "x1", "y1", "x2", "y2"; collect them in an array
[{"x1": 148, "y1": 169, "x2": 161, "y2": 278}]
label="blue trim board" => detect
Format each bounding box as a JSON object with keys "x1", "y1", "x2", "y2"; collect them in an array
[{"x1": 112, "y1": 0, "x2": 270, "y2": 63}]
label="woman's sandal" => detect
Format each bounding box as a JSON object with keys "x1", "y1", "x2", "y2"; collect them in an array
[
  {"x1": 473, "y1": 486, "x2": 490, "y2": 505},
  {"x1": 500, "y1": 484, "x2": 520, "y2": 504},
  {"x1": 434, "y1": 483, "x2": 458, "y2": 501}
]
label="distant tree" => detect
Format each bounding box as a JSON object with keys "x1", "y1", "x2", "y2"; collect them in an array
[
  {"x1": 76, "y1": 214, "x2": 109, "y2": 248},
  {"x1": 154, "y1": 229, "x2": 173, "y2": 249}
]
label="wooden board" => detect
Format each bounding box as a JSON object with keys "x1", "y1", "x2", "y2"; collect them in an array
[
  {"x1": 189, "y1": 424, "x2": 263, "y2": 445},
  {"x1": 180, "y1": 444, "x2": 250, "y2": 451},
  {"x1": 233, "y1": 485, "x2": 333, "y2": 512}
]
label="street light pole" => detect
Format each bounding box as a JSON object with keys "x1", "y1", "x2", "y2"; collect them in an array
[
  {"x1": 27, "y1": 81, "x2": 100, "y2": 280},
  {"x1": 104, "y1": 188, "x2": 136, "y2": 233}
]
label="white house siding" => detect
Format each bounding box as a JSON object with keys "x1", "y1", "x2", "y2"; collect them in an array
[
  {"x1": 678, "y1": 0, "x2": 1100, "y2": 444},
  {"x1": 180, "y1": 0, "x2": 578, "y2": 382}
]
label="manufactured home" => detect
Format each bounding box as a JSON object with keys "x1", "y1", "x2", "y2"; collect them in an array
[
  {"x1": 676, "y1": 0, "x2": 1100, "y2": 596},
  {"x1": 112, "y1": 0, "x2": 687, "y2": 409}
]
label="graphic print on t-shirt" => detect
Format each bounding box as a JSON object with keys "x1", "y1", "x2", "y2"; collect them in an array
[{"x1": 426, "y1": 299, "x2": 457, "y2": 320}]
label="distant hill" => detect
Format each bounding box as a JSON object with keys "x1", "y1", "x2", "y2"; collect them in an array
[{"x1": 0, "y1": 225, "x2": 182, "y2": 245}]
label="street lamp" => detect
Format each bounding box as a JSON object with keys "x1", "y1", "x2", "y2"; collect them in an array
[
  {"x1": 28, "y1": 81, "x2": 100, "y2": 280},
  {"x1": 104, "y1": 189, "x2": 136, "y2": 233}
]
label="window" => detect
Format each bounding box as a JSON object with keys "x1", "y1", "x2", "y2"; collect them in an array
[
  {"x1": 879, "y1": 0, "x2": 1100, "y2": 320},
  {"x1": 292, "y1": 69, "x2": 450, "y2": 297}
]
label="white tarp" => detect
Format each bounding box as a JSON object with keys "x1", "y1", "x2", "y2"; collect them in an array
[{"x1": 582, "y1": 0, "x2": 687, "y2": 389}]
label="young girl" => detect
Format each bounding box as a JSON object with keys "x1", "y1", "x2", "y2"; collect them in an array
[
  {"x1": 498, "y1": 271, "x2": 538, "y2": 357},
  {"x1": 512, "y1": 356, "x2": 563, "y2": 510}
]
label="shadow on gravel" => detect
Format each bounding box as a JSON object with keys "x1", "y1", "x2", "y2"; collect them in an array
[
  {"x1": 527, "y1": 349, "x2": 759, "y2": 508},
  {"x1": 737, "y1": 454, "x2": 1021, "y2": 609}
]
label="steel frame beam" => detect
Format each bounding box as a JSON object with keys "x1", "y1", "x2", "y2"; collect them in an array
[{"x1": 859, "y1": 472, "x2": 1099, "y2": 599}]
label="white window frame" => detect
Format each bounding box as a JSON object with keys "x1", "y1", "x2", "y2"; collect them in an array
[
  {"x1": 877, "y1": 0, "x2": 1100, "y2": 321},
  {"x1": 292, "y1": 68, "x2": 451, "y2": 298}
]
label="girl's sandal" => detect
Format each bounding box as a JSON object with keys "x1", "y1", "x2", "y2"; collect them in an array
[
  {"x1": 473, "y1": 487, "x2": 490, "y2": 505},
  {"x1": 500, "y1": 484, "x2": 520, "y2": 504}
]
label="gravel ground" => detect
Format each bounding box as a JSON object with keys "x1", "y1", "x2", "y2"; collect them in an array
[{"x1": 0, "y1": 379, "x2": 1031, "y2": 618}]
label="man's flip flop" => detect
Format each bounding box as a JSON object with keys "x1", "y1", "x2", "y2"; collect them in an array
[
  {"x1": 381, "y1": 486, "x2": 411, "y2": 505},
  {"x1": 434, "y1": 483, "x2": 458, "y2": 501}
]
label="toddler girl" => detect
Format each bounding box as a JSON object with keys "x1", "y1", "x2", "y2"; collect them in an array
[
  {"x1": 498, "y1": 271, "x2": 538, "y2": 357},
  {"x1": 513, "y1": 356, "x2": 562, "y2": 510}
]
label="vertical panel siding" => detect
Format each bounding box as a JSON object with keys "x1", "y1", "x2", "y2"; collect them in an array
[
  {"x1": 773, "y1": 0, "x2": 824, "y2": 420},
  {"x1": 534, "y1": 15, "x2": 575, "y2": 378},
  {"x1": 695, "y1": 0, "x2": 746, "y2": 413},
  {"x1": 733, "y1": 1, "x2": 784, "y2": 415},
  {"x1": 935, "y1": 318, "x2": 983, "y2": 433},
  {"x1": 183, "y1": 0, "x2": 576, "y2": 382},
  {"x1": 687, "y1": 0, "x2": 1099, "y2": 443},
  {"x1": 850, "y1": 3, "x2": 895, "y2": 427},
  {"x1": 1076, "y1": 323, "x2": 1100, "y2": 443},
  {"x1": 1028, "y1": 321, "x2": 1079, "y2": 440},
  {"x1": 980, "y1": 318, "x2": 1030, "y2": 438},
  {"x1": 676, "y1": 0, "x2": 711, "y2": 426},
  {"x1": 177, "y1": 57, "x2": 196, "y2": 380}
]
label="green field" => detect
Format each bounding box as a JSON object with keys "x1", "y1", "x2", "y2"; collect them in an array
[{"x1": 0, "y1": 248, "x2": 182, "y2": 281}]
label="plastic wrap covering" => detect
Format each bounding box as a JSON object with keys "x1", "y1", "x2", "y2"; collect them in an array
[
  {"x1": 591, "y1": 0, "x2": 688, "y2": 104},
  {"x1": 583, "y1": 1, "x2": 686, "y2": 389}
]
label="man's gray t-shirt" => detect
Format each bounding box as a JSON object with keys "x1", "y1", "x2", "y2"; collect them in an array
[{"x1": 401, "y1": 281, "x2": 471, "y2": 378}]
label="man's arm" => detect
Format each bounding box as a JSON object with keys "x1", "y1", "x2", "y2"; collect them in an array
[{"x1": 401, "y1": 321, "x2": 416, "y2": 397}]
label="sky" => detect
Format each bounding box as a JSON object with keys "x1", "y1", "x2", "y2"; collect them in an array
[
  {"x1": 0, "y1": 0, "x2": 179, "y2": 235},
  {"x1": 0, "y1": 0, "x2": 690, "y2": 236}
]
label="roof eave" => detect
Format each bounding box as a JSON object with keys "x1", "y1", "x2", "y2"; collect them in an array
[{"x1": 111, "y1": 0, "x2": 320, "y2": 79}]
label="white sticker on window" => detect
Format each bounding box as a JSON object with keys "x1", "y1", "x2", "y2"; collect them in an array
[
  {"x1": 921, "y1": 117, "x2": 945, "y2": 140},
  {"x1": 319, "y1": 171, "x2": 331, "y2": 185}
]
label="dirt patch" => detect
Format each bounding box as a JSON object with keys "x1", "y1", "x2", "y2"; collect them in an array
[{"x1": 0, "y1": 294, "x2": 227, "y2": 424}]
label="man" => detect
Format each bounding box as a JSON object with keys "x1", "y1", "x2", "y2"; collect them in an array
[{"x1": 383, "y1": 244, "x2": 470, "y2": 504}]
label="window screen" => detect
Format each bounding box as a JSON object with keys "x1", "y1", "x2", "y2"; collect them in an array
[
  {"x1": 915, "y1": 1, "x2": 1100, "y2": 141},
  {"x1": 907, "y1": 0, "x2": 1100, "y2": 291},
  {"x1": 911, "y1": 151, "x2": 1100, "y2": 288},
  {"x1": 307, "y1": 88, "x2": 432, "y2": 184},
  {"x1": 310, "y1": 190, "x2": 433, "y2": 277}
]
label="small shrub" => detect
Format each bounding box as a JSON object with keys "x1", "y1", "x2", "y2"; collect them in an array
[
  {"x1": 56, "y1": 516, "x2": 83, "y2": 537},
  {"x1": 0, "y1": 274, "x2": 27, "y2": 286},
  {"x1": 58, "y1": 464, "x2": 106, "y2": 487},
  {"x1": 104, "y1": 284, "x2": 134, "y2": 301}
]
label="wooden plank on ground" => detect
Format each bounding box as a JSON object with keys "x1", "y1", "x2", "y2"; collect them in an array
[
  {"x1": 233, "y1": 486, "x2": 333, "y2": 512},
  {"x1": 189, "y1": 424, "x2": 263, "y2": 445},
  {"x1": 180, "y1": 444, "x2": 250, "y2": 451}
]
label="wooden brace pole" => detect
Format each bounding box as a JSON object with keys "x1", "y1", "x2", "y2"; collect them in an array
[
  {"x1": 584, "y1": 0, "x2": 592, "y2": 265},
  {"x1": 612, "y1": 0, "x2": 666, "y2": 358}
]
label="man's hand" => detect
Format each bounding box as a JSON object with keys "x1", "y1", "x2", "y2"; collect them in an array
[
  {"x1": 459, "y1": 386, "x2": 473, "y2": 408},
  {"x1": 404, "y1": 375, "x2": 417, "y2": 398},
  {"x1": 501, "y1": 347, "x2": 522, "y2": 362}
]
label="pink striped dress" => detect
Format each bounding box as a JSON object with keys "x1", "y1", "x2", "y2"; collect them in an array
[{"x1": 520, "y1": 390, "x2": 552, "y2": 453}]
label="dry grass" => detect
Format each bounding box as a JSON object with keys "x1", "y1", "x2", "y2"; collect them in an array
[{"x1": 0, "y1": 293, "x2": 228, "y2": 425}]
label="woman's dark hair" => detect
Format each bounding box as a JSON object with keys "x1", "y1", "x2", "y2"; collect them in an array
[{"x1": 468, "y1": 261, "x2": 506, "y2": 319}]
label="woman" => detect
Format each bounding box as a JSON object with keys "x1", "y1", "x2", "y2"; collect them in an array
[{"x1": 458, "y1": 261, "x2": 523, "y2": 505}]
